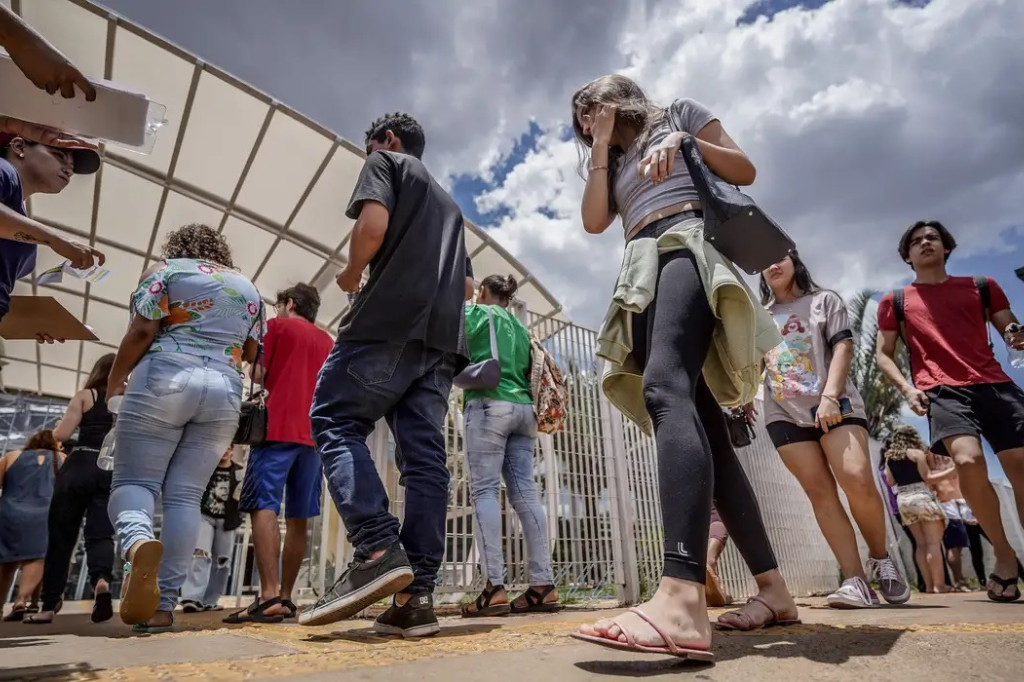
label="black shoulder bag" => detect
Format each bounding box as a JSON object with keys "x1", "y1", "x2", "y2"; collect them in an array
[
  {"x1": 668, "y1": 103, "x2": 796, "y2": 275},
  {"x1": 234, "y1": 303, "x2": 268, "y2": 446},
  {"x1": 724, "y1": 407, "x2": 755, "y2": 449}
]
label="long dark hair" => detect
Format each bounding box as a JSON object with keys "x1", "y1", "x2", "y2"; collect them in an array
[
  {"x1": 570, "y1": 74, "x2": 667, "y2": 212},
  {"x1": 759, "y1": 250, "x2": 822, "y2": 306},
  {"x1": 83, "y1": 353, "x2": 115, "y2": 391},
  {"x1": 480, "y1": 274, "x2": 518, "y2": 308}
]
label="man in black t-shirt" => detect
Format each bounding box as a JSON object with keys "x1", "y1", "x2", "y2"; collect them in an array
[{"x1": 302, "y1": 113, "x2": 473, "y2": 636}]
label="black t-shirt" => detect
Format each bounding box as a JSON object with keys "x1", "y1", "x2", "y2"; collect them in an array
[{"x1": 341, "y1": 151, "x2": 471, "y2": 361}]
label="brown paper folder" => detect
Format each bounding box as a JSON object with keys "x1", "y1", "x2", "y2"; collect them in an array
[{"x1": 0, "y1": 296, "x2": 98, "y2": 341}]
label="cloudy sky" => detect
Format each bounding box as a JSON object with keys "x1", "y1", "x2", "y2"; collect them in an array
[{"x1": 99, "y1": 0, "x2": 1024, "y2": 470}]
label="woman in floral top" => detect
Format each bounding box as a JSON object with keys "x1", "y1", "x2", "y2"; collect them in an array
[{"x1": 105, "y1": 223, "x2": 263, "y2": 633}]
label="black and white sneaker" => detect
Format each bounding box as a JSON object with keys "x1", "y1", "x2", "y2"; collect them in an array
[
  {"x1": 299, "y1": 542, "x2": 414, "y2": 626},
  {"x1": 373, "y1": 593, "x2": 440, "y2": 638},
  {"x1": 180, "y1": 599, "x2": 203, "y2": 614}
]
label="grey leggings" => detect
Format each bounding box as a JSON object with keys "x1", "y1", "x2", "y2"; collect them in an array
[{"x1": 630, "y1": 219, "x2": 778, "y2": 584}]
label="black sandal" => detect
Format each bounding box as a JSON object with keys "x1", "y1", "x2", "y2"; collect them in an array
[
  {"x1": 3, "y1": 605, "x2": 28, "y2": 622},
  {"x1": 23, "y1": 600, "x2": 61, "y2": 625},
  {"x1": 280, "y1": 599, "x2": 299, "y2": 619},
  {"x1": 461, "y1": 584, "x2": 511, "y2": 618},
  {"x1": 92, "y1": 592, "x2": 114, "y2": 623},
  {"x1": 987, "y1": 573, "x2": 1021, "y2": 603},
  {"x1": 511, "y1": 585, "x2": 562, "y2": 614},
  {"x1": 222, "y1": 597, "x2": 287, "y2": 624}
]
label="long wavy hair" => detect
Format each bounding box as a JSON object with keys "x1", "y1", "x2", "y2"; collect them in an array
[
  {"x1": 570, "y1": 74, "x2": 668, "y2": 212},
  {"x1": 885, "y1": 424, "x2": 927, "y2": 462},
  {"x1": 759, "y1": 250, "x2": 823, "y2": 306}
]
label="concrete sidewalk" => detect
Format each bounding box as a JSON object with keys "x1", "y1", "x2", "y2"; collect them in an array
[{"x1": 1, "y1": 592, "x2": 1022, "y2": 681}]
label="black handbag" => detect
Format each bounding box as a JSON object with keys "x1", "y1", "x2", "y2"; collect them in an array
[
  {"x1": 453, "y1": 306, "x2": 502, "y2": 390},
  {"x1": 725, "y1": 408, "x2": 754, "y2": 449},
  {"x1": 234, "y1": 303, "x2": 268, "y2": 446},
  {"x1": 668, "y1": 106, "x2": 795, "y2": 275}
]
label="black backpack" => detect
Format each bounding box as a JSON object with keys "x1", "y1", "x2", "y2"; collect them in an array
[{"x1": 891, "y1": 276, "x2": 992, "y2": 375}]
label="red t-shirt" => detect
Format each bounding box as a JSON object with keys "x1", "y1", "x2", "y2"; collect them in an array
[
  {"x1": 262, "y1": 316, "x2": 334, "y2": 446},
  {"x1": 877, "y1": 276, "x2": 1010, "y2": 391}
]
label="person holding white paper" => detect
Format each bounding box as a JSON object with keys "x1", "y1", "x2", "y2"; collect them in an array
[{"x1": 0, "y1": 132, "x2": 103, "y2": 328}]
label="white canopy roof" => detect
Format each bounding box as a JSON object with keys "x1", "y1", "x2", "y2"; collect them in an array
[{"x1": 0, "y1": 0, "x2": 567, "y2": 399}]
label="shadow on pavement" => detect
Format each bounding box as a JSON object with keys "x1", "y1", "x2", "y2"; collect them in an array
[
  {"x1": 573, "y1": 623, "x2": 905, "y2": 677},
  {"x1": 0, "y1": 661, "x2": 101, "y2": 681},
  {"x1": 307, "y1": 622, "x2": 501, "y2": 645}
]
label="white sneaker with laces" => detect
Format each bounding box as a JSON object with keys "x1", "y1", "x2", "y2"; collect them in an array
[{"x1": 827, "y1": 577, "x2": 880, "y2": 609}]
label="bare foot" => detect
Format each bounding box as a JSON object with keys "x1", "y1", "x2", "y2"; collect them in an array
[
  {"x1": 145, "y1": 610, "x2": 173, "y2": 628},
  {"x1": 577, "y1": 577, "x2": 711, "y2": 651},
  {"x1": 717, "y1": 581, "x2": 798, "y2": 631}
]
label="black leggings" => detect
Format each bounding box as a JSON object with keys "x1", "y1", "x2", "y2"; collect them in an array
[
  {"x1": 631, "y1": 245, "x2": 778, "y2": 584},
  {"x1": 40, "y1": 448, "x2": 115, "y2": 610}
]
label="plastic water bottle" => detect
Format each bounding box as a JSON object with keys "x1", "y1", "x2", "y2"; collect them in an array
[
  {"x1": 1006, "y1": 324, "x2": 1024, "y2": 370},
  {"x1": 97, "y1": 395, "x2": 122, "y2": 471}
]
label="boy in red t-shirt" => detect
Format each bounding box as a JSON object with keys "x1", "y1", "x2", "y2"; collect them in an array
[
  {"x1": 228, "y1": 284, "x2": 334, "y2": 623},
  {"x1": 876, "y1": 220, "x2": 1024, "y2": 602}
]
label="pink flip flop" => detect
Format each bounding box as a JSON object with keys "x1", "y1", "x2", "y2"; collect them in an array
[
  {"x1": 714, "y1": 595, "x2": 801, "y2": 632},
  {"x1": 571, "y1": 607, "x2": 715, "y2": 661}
]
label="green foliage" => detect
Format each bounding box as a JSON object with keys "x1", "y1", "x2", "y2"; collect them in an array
[{"x1": 846, "y1": 289, "x2": 911, "y2": 442}]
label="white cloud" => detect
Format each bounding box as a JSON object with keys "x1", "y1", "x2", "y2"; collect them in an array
[{"x1": 474, "y1": 0, "x2": 1024, "y2": 328}]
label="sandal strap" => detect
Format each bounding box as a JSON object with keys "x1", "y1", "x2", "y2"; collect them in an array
[
  {"x1": 989, "y1": 573, "x2": 1019, "y2": 589},
  {"x1": 627, "y1": 607, "x2": 678, "y2": 653},
  {"x1": 525, "y1": 585, "x2": 555, "y2": 606},
  {"x1": 745, "y1": 594, "x2": 780, "y2": 623},
  {"x1": 248, "y1": 596, "x2": 282, "y2": 615},
  {"x1": 475, "y1": 584, "x2": 505, "y2": 610}
]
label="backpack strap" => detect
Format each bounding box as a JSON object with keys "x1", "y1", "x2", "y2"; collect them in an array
[
  {"x1": 892, "y1": 288, "x2": 907, "y2": 346},
  {"x1": 974, "y1": 276, "x2": 993, "y2": 348}
]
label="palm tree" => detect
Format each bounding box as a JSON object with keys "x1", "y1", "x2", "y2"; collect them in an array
[{"x1": 847, "y1": 290, "x2": 910, "y2": 441}]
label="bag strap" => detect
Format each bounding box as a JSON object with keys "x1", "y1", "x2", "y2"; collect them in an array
[
  {"x1": 974, "y1": 275, "x2": 993, "y2": 348},
  {"x1": 51, "y1": 449, "x2": 60, "y2": 478},
  {"x1": 485, "y1": 306, "x2": 500, "y2": 362},
  {"x1": 248, "y1": 302, "x2": 266, "y2": 402},
  {"x1": 892, "y1": 288, "x2": 906, "y2": 346}
]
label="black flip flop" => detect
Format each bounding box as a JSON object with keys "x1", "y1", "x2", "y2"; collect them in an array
[
  {"x1": 223, "y1": 597, "x2": 287, "y2": 624},
  {"x1": 92, "y1": 592, "x2": 113, "y2": 623},
  {"x1": 3, "y1": 606, "x2": 27, "y2": 622},
  {"x1": 461, "y1": 585, "x2": 511, "y2": 618},
  {"x1": 510, "y1": 585, "x2": 562, "y2": 614},
  {"x1": 987, "y1": 573, "x2": 1021, "y2": 603}
]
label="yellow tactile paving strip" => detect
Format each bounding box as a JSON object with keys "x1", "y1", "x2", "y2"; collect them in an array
[{"x1": 76, "y1": 619, "x2": 1024, "y2": 682}]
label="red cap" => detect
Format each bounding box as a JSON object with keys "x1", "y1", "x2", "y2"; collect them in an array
[{"x1": 0, "y1": 132, "x2": 101, "y2": 175}]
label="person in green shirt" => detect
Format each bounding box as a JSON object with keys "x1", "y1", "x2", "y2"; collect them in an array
[{"x1": 460, "y1": 275, "x2": 560, "y2": 618}]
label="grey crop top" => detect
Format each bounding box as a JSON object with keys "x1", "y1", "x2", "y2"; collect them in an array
[{"x1": 612, "y1": 98, "x2": 717, "y2": 236}]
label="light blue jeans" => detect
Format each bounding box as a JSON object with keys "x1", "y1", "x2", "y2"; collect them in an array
[
  {"x1": 181, "y1": 515, "x2": 235, "y2": 607},
  {"x1": 464, "y1": 399, "x2": 553, "y2": 586},
  {"x1": 108, "y1": 353, "x2": 242, "y2": 612}
]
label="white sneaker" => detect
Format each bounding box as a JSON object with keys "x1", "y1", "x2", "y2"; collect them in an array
[
  {"x1": 827, "y1": 577, "x2": 881, "y2": 609},
  {"x1": 869, "y1": 554, "x2": 912, "y2": 605}
]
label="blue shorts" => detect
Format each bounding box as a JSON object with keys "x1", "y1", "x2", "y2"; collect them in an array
[{"x1": 239, "y1": 442, "x2": 323, "y2": 519}]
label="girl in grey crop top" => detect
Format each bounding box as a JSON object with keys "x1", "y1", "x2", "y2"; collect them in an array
[{"x1": 611, "y1": 99, "x2": 716, "y2": 235}]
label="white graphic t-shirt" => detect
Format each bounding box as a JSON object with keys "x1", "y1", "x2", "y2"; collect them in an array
[{"x1": 762, "y1": 290, "x2": 866, "y2": 427}]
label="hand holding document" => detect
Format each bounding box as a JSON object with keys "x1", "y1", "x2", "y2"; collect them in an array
[{"x1": 36, "y1": 259, "x2": 111, "y2": 285}]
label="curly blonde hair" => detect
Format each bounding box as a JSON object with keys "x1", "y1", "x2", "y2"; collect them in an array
[
  {"x1": 162, "y1": 223, "x2": 235, "y2": 268},
  {"x1": 885, "y1": 424, "x2": 927, "y2": 461}
]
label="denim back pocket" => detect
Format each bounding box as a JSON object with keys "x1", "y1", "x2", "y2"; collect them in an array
[
  {"x1": 144, "y1": 356, "x2": 195, "y2": 397},
  {"x1": 347, "y1": 342, "x2": 405, "y2": 386}
]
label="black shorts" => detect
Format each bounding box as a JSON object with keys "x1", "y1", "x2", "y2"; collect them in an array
[
  {"x1": 943, "y1": 519, "x2": 969, "y2": 549},
  {"x1": 766, "y1": 417, "x2": 869, "y2": 448},
  {"x1": 926, "y1": 383, "x2": 1024, "y2": 455}
]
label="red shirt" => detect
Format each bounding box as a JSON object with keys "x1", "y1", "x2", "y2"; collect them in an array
[
  {"x1": 877, "y1": 276, "x2": 1010, "y2": 391},
  {"x1": 262, "y1": 316, "x2": 334, "y2": 446}
]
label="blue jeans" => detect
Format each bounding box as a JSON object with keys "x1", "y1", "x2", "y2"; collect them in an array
[
  {"x1": 108, "y1": 353, "x2": 242, "y2": 612},
  {"x1": 464, "y1": 399, "x2": 553, "y2": 586},
  {"x1": 181, "y1": 515, "x2": 235, "y2": 607},
  {"x1": 311, "y1": 339, "x2": 455, "y2": 595}
]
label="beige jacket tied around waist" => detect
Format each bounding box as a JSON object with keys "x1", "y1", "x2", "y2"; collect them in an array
[{"x1": 596, "y1": 218, "x2": 782, "y2": 436}]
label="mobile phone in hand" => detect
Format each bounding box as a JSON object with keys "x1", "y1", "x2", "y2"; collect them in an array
[{"x1": 810, "y1": 396, "x2": 853, "y2": 422}]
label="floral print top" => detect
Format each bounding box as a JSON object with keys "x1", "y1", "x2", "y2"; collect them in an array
[{"x1": 130, "y1": 258, "x2": 264, "y2": 372}]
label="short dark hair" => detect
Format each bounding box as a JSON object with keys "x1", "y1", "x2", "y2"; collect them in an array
[
  {"x1": 365, "y1": 112, "x2": 426, "y2": 159},
  {"x1": 898, "y1": 220, "x2": 956, "y2": 264},
  {"x1": 275, "y1": 282, "x2": 321, "y2": 323},
  {"x1": 480, "y1": 274, "x2": 518, "y2": 306}
]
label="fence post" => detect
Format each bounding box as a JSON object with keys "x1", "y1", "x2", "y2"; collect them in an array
[{"x1": 600, "y1": 387, "x2": 640, "y2": 605}]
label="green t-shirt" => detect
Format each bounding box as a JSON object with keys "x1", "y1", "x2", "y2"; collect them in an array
[{"x1": 463, "y1": 304, "x2": 532, "y2": 405}]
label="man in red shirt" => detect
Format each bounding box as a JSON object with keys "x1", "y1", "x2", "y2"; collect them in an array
[
  {"x1": 876, "y1": 220, "x2": 1024, "y2": 603},
  {"x1": 229, "y1": 283, "x2": 334, "y2": 623}
]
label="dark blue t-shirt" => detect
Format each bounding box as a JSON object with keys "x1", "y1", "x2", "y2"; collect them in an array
[{"x1": 0, "y1": 158, "x2": 36, "y2": 319}]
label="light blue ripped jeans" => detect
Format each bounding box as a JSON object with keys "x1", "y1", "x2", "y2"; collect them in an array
[
  {"x1": 464, "y1": 399, "x2": 553, "y2": 587},
  {"x1": 108, "y1": 353, "x2": 242, "y2": 612}
]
